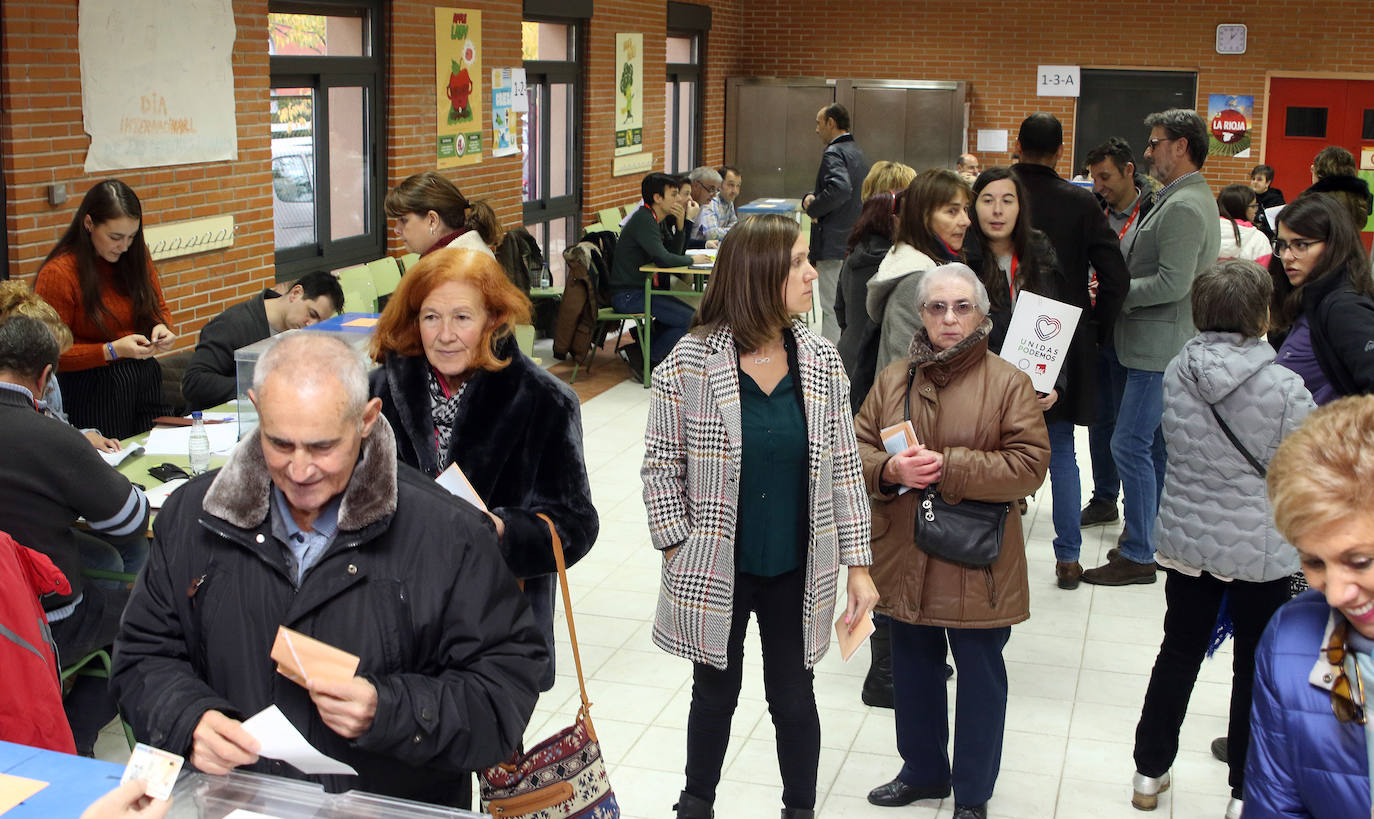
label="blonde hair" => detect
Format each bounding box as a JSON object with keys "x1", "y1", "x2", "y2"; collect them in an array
[
  {"x1": 1268, "y1": 396, "x2": 1374, "y2": 545},
  {"x1": 862, "y1": 161, "x2": 917, "y2": 201},
  {"x1": 0, "y1": 281, "x2": 73, "y2": 352}
]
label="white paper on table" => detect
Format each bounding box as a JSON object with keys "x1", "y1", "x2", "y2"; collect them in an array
[
  {"x1": 880, "y1": 420, "x2": 919, "y2": 496},
  {"x1": 241, "y1": 706, "x2": 357, "y2": 776},
  {"x1": 142, "y1": 421, "x2": 239, "y2": 455},
  {"x1": 99, "y1": 444, "x2": 145, "y2": 467},
  {"x1": 144, "y1": 479, "x2": 187, "y2": 511},
  {"x1": 997, "y1": 290, "x2": 1083, "y2": 394},
  {"x1": 436, "y1": 462, "x2": 488, "y2": 511}
]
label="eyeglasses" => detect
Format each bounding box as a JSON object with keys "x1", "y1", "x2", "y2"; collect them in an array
[
  {"x1": 920, "y1": 300, "x2": 977, "y2": 318},
  {"x1": 696, "y1": 182, "x2": 720, "y2": 196},
  {"x1": 1145, "y1": 137, "x2": 1175, "y2": 151},
  {"x1": 1323, "y1": 619, "x2": 1366, "y2": 724},
  {"x1": 1274, "y1": 238, "x2": 1323, "y2": 256}
]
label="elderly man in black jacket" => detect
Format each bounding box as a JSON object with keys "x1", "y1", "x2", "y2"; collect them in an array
[
  {"x1": 804, "y1": 102, "x2": 868, "y2": 343},
  {"x1": 112, "y1": 333, "x2": 545, "y2": 809},
  {"x1": 1010, "y1": 114, "x2": 1131, "y2": 590}
]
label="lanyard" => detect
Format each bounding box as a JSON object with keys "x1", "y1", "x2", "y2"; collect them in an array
[
  {"x1": 1109, "y1": 196, "x2": 1142, "y2": 240},
  {"x1": 1007, "y1": 254, "x2": 1019, "y2": 300}
]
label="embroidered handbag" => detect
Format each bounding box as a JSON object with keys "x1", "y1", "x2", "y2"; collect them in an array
[
  {"x1": 913, "y1": 486, "x2": 1009, "y2": 568},
  {"x1": 479, "y1": 514, "x2": 619, "y2": 818}
]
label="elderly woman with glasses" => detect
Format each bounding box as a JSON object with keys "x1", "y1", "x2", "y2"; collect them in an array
[
  {"x1": 1268, "y1": 193, "x2": 1374, "y2": 403},
  {"x1": 1245, "y1": 395, "x2": 1374, "y2": 817},
  {"x1": 854, "y1": 263, "x2": 1049, "y2": 819}
]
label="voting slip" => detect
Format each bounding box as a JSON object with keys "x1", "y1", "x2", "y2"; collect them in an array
[
  {"x1": 271, "y1": 626, "x2": 360, "y2": 689},
  {"x1": 435, "y1": 461, "x2": 488, "y2": 511},
  {"x1": 835, "y1": 609, "x2": 876, "y2": 662},
  {"x1": 998, "y1": 290, "x2": 1083, "y2": 394},
  {"x1": 121, "y1": 743, "x2": 184, "y2": 801},
  {"x1": 241, "y1": 705, "x2": 357, "y2": 776},
  {"x1": 879, "y1": 420, "x2": 920, "y2": 495}
]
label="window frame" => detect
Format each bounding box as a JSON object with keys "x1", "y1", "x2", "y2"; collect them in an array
[
  {"x1": 664, "y1": 30, "x2": 703, "y2": 174},
  {"x1": 269, "y1": 0, "x2": 387, "y2": 280},
  {"x1": 521, "y1": 17, "x2": 583, "y2": 276}
]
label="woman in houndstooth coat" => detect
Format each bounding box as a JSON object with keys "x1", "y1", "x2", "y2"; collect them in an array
[{"x1": 642, "y1": 214, "x2": 877, "y2": 819}]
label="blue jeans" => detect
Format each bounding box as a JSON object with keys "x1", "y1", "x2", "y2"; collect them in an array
[
  {"x1": 1088, "y1": 346, "x2": 1126, "y2": 503},
  {"x1": 1110, "y1": 358, "x2": 1166, "y2": 565},
  {"x1": 1046, "y1": 421, "x2": 1083, "y2": 562},
  {"x1": 610, "y1": 289, "x2": 697, "y2": 364}
]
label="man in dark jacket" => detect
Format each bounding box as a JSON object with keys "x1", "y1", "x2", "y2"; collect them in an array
[
  {"x1": 112, "y1": 334, "x2": 545, "y2": 809},
  {"x1": 181, "y1": 271, "x2": 344, "y2": 410},
  {"x1": 804, "y1": 102, "x2": 868, "y2": 343},
  {"x1": 1010, "y1": 114, "x2": 1130, "y2": 589}
]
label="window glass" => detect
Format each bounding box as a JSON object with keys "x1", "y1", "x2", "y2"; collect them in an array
[
  {"x1": 550, "y1": 83, "x2": 570, "y2": 198},
  {"x1": 328, "y1": 86, "x2": 367, "y2": 240},
  {"x1": 522, "y1": 21, "x2": 569, "y2": 61},
  {"x1": 1285, "y1": 106, "x2": 1328, "y2": 138},
  {"x1": 271, "y1": 86, "x2": 316, "y2": 250},
  {"x1": 269, "y1": 13, "x2": 367, "y2": 57},
  {"x1": 1363, "y1": 109, "x2": 1374, "y2": 141},
  {"x1": 666, "y1": 35, "x2": 695, "y2": 64}
]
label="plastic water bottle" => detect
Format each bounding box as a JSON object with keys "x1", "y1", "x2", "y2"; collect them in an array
[{"x1": 189, "y1": 411, "x2": 211, "y2": 476}]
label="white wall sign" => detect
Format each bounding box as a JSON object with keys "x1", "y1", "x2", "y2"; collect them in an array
[
  {"x1": 1036, "y1": 65, "x2": 1080, "y2": 98},
  {"x1": 80, "y1": 0, "x2": 238, "y2": 172}
]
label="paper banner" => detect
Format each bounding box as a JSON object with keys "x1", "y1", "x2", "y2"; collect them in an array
[
  {"x1": 614, "y1": 33, "x2": 643, "y2": 156},
  {"x1": 435, "y1": 8, "x2": 483, "y2": 168},
  {"x1": 1208, "y1": 94, "x2": 1253, "y2": 158}
]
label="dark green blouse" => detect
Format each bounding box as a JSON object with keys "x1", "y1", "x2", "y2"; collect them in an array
[{"x1": 735, "y1": 366, "x2": 808, "y2": 577}]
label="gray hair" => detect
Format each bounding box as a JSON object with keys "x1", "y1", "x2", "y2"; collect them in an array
[
  {"x1": 688, "y1": 166, "x2": 722, "y2": 186},
  {"x1": 1192, "y1": 258, "x2": 1272, "y2": 338},
  {"x1": 915, "y1": 263, "x2": 990, "y2": 316},
  {"x1": 0, "y1": 315, "x2": 60, "y2": 382},
  {"x1": 253, "y1": 333, "x2": 369, "y2": 419},
  {"x1": 1143, "y1": 108, "x2": 1208, "y2": 168}
]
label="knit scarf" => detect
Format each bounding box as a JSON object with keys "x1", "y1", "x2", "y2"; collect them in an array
[{"x1": 428, "y1": 366, "x2": 468, "y2": 468}]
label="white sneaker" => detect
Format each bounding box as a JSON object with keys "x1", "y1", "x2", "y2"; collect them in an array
[
  {"x1": 1225, "y1": 796, "x2": 1242, "y2": 818},
  {"x1": 1131, "y1": 771, "x2": 1171, "y2": 810}
]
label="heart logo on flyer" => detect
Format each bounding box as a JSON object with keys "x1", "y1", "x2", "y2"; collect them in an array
[{"x1": 1035, "y1": 316, "x2": 1062, "y2": 340}]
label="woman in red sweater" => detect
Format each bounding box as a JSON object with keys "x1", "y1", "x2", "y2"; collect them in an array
[{"x1": 35, "y1": 180, "x2": 175, "y2": 439}]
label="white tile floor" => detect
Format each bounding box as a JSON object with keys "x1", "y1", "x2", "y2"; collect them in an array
[{"x1": 96, "y1": 372, "x2": 1241, "y2": 819}]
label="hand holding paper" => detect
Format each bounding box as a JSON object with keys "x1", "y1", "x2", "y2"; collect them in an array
[
  {"x1": 191, "y1": 709, "x2": 260, "y2": 776},
  {"x1": 835, "y1": 609, "x2": 876, "y2": 662},
  {"x1": 308, "y1": 675, "x2": 378, "y2": 739},
  {"x1": 241, "y1": 705, "x2": 357, "y2": 776}
]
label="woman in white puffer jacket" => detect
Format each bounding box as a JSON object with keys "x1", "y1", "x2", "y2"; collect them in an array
[{"x1": 1217, "y1": 183, "x2": 1273, "y2": 265}]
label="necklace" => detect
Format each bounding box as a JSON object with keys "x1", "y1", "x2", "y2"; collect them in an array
[{"x1": 751, "y1": 354, "x2": 771, "y2": 364}]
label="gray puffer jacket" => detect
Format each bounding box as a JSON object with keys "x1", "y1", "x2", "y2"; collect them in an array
[{"x1": 1156, "y1": 332, "x2": 1314, "y2": 581}]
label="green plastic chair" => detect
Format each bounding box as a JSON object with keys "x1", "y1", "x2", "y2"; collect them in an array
[
  {"x1": 335, "y1": 264, "x2": 377, "y2": 313},
  {"x1": 367, "y1": 257, "x2": 402, "y2": 299},
  {"x1": 399, "y1": 252, "x2": 421, "y2": 272},
  {"x1": 577, "y1": 307, "x2": 648, "y2": 386}
]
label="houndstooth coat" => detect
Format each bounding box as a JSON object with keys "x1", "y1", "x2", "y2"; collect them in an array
[{"x1": 642, "y1": 320, "x2": 872, "y2": 669}]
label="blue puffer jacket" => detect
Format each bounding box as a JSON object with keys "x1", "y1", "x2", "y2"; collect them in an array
[{"x1": 1246, "y1": 591, "x2": 1370, "y2": 817}]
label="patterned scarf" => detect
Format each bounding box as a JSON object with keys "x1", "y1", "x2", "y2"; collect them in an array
[{"x1": 428, "y1": 366, "x2": 467, "y2": 468}]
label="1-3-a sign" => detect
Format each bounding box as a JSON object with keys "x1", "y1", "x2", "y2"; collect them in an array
[{"x1": 1037, "y1": 65, "x2": 1080, "y2": 97}]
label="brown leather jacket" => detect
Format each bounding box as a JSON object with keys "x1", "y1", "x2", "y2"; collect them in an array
[{"x1": 854, "y1": 321, "x2": 1049, "y2": 629}]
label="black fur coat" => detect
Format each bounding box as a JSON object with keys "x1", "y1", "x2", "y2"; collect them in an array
[{"x1": 369, "y1": 337, "x2": 599, "y2": 689}]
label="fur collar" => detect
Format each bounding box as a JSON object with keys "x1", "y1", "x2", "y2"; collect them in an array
[
  {"x1": 908, "y1": 317, "x2": 993, "y2": 386},
  {"x1": 202, "y1": 413, "x2": 399, "y2": 532}
]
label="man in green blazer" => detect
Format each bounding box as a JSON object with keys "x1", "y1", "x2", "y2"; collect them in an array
[{"x1": 1083, "y1": 109, "x2": 1221, "y2": 586}]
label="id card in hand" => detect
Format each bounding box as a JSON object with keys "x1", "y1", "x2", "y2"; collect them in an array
[{"x1": 121, "y1": 742, "x2": 184, "y2": 800}]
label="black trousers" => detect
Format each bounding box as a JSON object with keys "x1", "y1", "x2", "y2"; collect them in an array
[
  {"x1": 891, "y1": 620, "x2": 1010, "y2": 806},
  {"x1": 1134, "y1": 568, "x2": 1289, "y2": 798},
  {"x1": 684, "y1": 569, "x2": 820, "y2": 810},
  {"x1": 58, "y1": 357, "x2": 168, "y2": 440},
  {"x1": 49, "y1": 583, "x2": 129, "y2": 754}
]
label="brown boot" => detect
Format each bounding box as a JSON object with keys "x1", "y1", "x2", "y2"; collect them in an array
[
  {"x1": 1082, "y1": 552, "x2": 1157, "y2": 586},
  {"x1": 1055, "y1": 561, "x2": 1083, "y2": 590}
]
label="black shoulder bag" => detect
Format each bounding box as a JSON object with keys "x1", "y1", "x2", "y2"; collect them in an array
[
  {"x1": 902, "y1": 366, "x2": 1010, "y2": 567},
  {"x1": 1209, "y1": 404, "x2": 1266, "y2": 477}
]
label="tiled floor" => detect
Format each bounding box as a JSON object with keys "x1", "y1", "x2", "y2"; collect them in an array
[{"x1": 96, "y1": 368, "x2": 1241, "y2": 819}]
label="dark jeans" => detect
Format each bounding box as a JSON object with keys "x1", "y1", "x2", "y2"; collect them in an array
[
  {"x1": 891, "y1": 620, "x2": 1011, "y2": 806},
  {"x1": 685, "y1": 569, "x2": 820, "y2": 810},
  {"x1": 73, "y1": 527, "x2": 149, "y2": 580},
  {"x1": 1134, "y1": 569, "x2": 1290, "y2": 798},
  {"x1": 49, "y1": 583, "x2": 129, "y2": 754},
  {"x1": 610, "y1": 289, "x2": 696, "y2": 364},
  {"x1": 1088, "y1": 345, "x2": 1126, "y2": 503}
]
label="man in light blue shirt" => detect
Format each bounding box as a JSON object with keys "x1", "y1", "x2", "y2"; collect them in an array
[{"x1": 696, "y1": 165, "x2": 742, "y2": 243}]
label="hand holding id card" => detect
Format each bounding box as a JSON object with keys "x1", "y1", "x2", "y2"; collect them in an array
[{"x1": 121, "y1": 743, "x2": 184, "y2": 801}]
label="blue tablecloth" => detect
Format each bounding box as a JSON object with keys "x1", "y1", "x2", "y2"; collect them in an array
[{"x1": 0, "y1": 740, "x2": 125, "y2": 816}]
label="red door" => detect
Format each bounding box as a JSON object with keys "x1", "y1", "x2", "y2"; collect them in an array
[{"x1": 1266, "y1": 77, "x2": 1374, "y2": 247}]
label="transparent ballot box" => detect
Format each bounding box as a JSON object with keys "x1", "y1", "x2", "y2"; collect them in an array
[{"x1": 167, "y1": 770, "x2": 489, "y2": 818}]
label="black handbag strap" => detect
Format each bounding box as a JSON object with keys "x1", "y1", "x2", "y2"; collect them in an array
[{"x1": 1209, "y1": 404, "x2": 1266, "y2": 477}]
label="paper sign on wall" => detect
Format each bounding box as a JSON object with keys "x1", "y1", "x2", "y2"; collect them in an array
[
  {"x1": 435, "y1": 8, "x2": 483, "y2": 168},
  {"x1": 998, "y1": 291, "x2": 1082, "y2": 394},
  {"x1": 491, "y1": 69, "x2": 519, "y2": 157},
  {"x1": 1036, "y1": 65, "x2": 1080, "y2": 97},
  {"x1": 614, "y1": 33, "x2": 644, "y2": 156}
]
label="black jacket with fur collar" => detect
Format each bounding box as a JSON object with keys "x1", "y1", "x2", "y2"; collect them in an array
[
  {"x1": 369, "y1": 337, "x2": 599, "y2": 689},
  {"x1": 111, "y1": 417, "x2": 546, "y2": 808}
]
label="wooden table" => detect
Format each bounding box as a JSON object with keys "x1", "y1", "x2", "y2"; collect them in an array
[{"x1": 632, "y1": 263, "x2": 713, "y2": 386}]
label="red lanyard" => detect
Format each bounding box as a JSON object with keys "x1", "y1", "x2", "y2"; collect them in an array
[
  {"x1": 1109, "y1": 196, "x2": 1142, "y2": 240},
  {"x1": 1007, "y1": 255, "x2": 1019, "y2": 300}
]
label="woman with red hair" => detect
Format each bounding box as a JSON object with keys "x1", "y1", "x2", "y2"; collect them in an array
[{"x1": 369, "y1": 248, "x2": 598, "y2": 690}]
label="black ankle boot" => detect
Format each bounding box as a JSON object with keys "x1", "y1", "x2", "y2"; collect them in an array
[
  {"x1": 781, "y1": 809, "x2": 815, "y2": 818},
  {"x1": 673, "y1": 790, "x2": 713, "y2": 818},
  {"x1": 861, "y1": 618, "x2": 894, "y2": 708}
]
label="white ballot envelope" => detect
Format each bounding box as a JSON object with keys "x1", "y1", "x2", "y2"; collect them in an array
[
  {"x1": 879, "y1": 421, "x2": 920, "y2": 496},
  {"x1": 998, "y1": 291, "x2": 1083, "y2": 394},
  {"x1": 242, "y1": 705, "x2": 357, "y2": 776}
]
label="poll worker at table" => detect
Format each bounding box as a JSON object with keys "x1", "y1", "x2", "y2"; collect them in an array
[
  {"x1": 385, "y1": 170, "x2": 498, "y2": 260},
  {"x1": 368, "y1": 248, "x2": 598, "y2": 691},
  {"x1": 111, "y1": 334, "x2": 546, "y2": 809},
  {"x1": 610, "y1": 171, "x2": 710, "y2": 365},
  {"x1": 0, "y1": 314, "x2": 150, "y2": 756},
  {"x1": 643, "y1": 214, "x2": 876, "y2": 819},
  {"x1": 181, "y1": 270, "x2": 345, "y2": 411},
  {"x1": 34, "y1": 180, "x2": 175, "y2": 440}
]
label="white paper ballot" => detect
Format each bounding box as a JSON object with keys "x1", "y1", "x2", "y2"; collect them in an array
[
  {"x1": 99, "y1": 443, "x2": 144, "y2": 467},
  {"x1": 436, "y1": 462, "x2": 488, "y2": 511},
  {"x1": 880, "y1": 421, "x2": 919, "y2": 496},
  {"x1": 144, "y1": 478, "x2": 187, "y2": 511},
  {"x1": 241, "y1": 706, "x2": 357, "y2": 776},
  {"x1": 142, "y1": 422, "x2": 239, "y2": 456},
  {"x1": 998, "y1": 290, "x2": 1083, "y2": 394}
]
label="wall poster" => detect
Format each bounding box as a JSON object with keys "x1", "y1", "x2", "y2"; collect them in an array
[
  {"x1": 491, "y1": 69, "x2": 518, "y2": 158},
  {"x1": 1207, "y1": 94, "x2": 1253, "y2": 158},
  {"x1": 436, "y1": 8, "x2": 483, "y2": 168},
  {"x1": 614, "y1": 33, "x2": 644, "y2": 156},
  {"x1": 79, "y1": 0, "x2": 238, "y2": 172}
]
